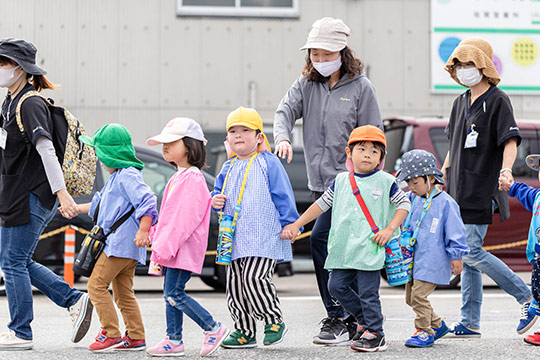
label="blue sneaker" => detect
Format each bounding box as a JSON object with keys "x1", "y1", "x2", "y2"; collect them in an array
[
  {"x1": 432, "y1": 320, "x2": 450, "y2": 340},
  {"x1": 449, "y1": 323, "x2": 481, "y2": 338},
  {"x1": 517, "y1": 299, "x2": 539, "y2": 335},
  {"x1": 404, "y1": 330, "x2": 434, "y2": 348}
]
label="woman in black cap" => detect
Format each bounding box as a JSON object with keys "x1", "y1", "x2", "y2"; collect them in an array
[{"x1": 0, "y1": 38, "x2": 93, "y2": 350}]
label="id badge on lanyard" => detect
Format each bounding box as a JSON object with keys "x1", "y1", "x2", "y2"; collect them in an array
[{"x1": 464, "y1": 124, "x2": 479, "y2": 149}]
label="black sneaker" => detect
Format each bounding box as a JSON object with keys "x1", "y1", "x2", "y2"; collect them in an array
[
  {"x1": 350, "y1": 330, "x2": 387, "y2": 352},
  {"x1": 312, "y1": 317, "x2": 349, "y2": 345},
  {"x1": 351, "y1": 326, "x2": 365, "y2": 341},
  {"x1": 344, "y1": 318, "x2": 358, "y2": 341}
]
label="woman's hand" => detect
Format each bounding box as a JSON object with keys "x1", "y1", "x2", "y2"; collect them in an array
[
  {"x1": 56, "y1": 189, "x2": 80, "y2": 219},
  {"x1": 134, "y1": 229, "x2": 150, "y2": 248},
  {"x1": 275, "y1": 140, "x2": 293, "y2": 164}
]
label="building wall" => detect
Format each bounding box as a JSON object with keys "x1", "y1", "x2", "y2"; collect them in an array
[{"x1": 1, "y1": 0, "x2": 538, "y2": 146}]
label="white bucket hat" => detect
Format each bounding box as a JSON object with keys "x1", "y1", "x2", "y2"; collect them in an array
[
  {"x1": 300, "y1": 17, "x2": 351, "y2": 52},
  {"x1": 146, "y1": 117, "x2": 207, "y2": 146}
]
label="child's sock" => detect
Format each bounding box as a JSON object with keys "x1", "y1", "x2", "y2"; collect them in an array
[
  {"x1": 209, "y1": 322, "x2": 220, "y2": 333},
  {"x1": 170, "y1": 339, "x2": 183, "y2": 345}
]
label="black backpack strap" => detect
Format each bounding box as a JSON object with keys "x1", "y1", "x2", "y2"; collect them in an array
[
  {"x1": 105, "y1": 206, "x2": 135, "y2": 237},
  {"x1": 93, "y1": 198, "x2": 135, "y2": 237}
]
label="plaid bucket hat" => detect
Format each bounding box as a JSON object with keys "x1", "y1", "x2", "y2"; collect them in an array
[{"x1": 396, "y1": 149, "x2": 444, "y2": 184}]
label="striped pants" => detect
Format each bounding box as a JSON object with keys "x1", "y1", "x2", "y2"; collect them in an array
[{"x1": 226, "y1": 257, "x2": 283, "y2": 338}]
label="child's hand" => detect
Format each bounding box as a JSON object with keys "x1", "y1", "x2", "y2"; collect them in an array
[
  {"x1": 451, "y1": 259, "x2": 463, "y2": 275},
  {"x1": 498, "y1": 172, "x2": 514, "y2": 191},
  {"x1": 134, "y1": 229, "x2": 150, "y2": 248},
  {"x1": 281, "y1": 223, "x2": 300, "y2": 243},
  {"x1": 212, "y1": 194, "x2": 227, "y2": 210},
  {"x1": 372, "y1": 228, "x2": 393, "y2": 246}
]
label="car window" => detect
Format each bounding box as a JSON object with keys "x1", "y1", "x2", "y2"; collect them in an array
[
  {"x1": 429, "y1": 127, "x2": 449, "y2": 163},
  {"x1": 141, "y1": 161, "x2": 176, "y2": 200},
  {"x1": 384, "y1": 125, "x2": 414, "y2": 173},
  {"x1": 513, "y1": 132, "x2": 537, "y2": 179}
]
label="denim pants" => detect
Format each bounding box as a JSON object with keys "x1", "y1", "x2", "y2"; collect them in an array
[
  {"x1": 164, "y1": 268, "x2": 215, "y2": 341},
  {"x1": 461, "y1": 224, "x2": 531, "y2": 329},
  {"x1": 0, "y1": 193, "x2": 82, "y2": 340},
  {"x1": 311, "y1": 191, "x2": 349, "y2": 319},
  {"x1": 328, "y1": 269, "x2": 382, "y2": 335}
]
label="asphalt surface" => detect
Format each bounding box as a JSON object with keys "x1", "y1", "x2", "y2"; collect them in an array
[{"x1": 0, "y1": 273, "x2": 538, "y2": 359}]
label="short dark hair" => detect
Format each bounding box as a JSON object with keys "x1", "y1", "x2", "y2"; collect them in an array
[
  {"x1": 348, "y1": 141, "x2": 386, "y2": 162},
  {"x1": 182, "y1": 137, "x2": 207, "y2": 169}
]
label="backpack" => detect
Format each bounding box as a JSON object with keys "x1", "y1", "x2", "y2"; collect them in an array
[{"x1": 15, "y1": 90, "x2": 97, "y2": 197}]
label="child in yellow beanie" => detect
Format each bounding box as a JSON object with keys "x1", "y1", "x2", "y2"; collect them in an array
[{"x1": 211, "y1": 106, "x2": 300, "y2": 348}]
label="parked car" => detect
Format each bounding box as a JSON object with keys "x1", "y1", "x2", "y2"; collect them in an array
[
  {"x1": 32, "y1": 146, "x2": 225, "y2": 290},
  {"x1": 384, "y1": 116, "x2": 540, "y2": 286}
]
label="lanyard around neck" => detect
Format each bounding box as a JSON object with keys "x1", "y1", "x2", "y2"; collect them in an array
[
  {"x1": 219, "y1": 153, "x2": 258, "y2": 225},
  {"x1": 402, "y1": 186, "x2": 438, "y2": 241}
]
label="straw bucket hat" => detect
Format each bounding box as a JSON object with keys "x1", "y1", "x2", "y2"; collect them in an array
[{"x1": 444, "y1": 38, "x2": 500, "y2": 86}]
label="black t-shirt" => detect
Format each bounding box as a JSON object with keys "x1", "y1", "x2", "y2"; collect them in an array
[
  {"x1": 445, "y1": 85, "x2": 521, "y2": 224},
  {"x1": 0, "y1": 83, "x2": 56, "y2": 226}
]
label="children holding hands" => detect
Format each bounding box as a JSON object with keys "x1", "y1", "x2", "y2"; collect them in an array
[
  {"x1": 145, "y1": 118, "x2": 229, "y2": 357},
  {"x1": 211, "y1": 106, "x2": 300, "y2": 349},
  {"x1": 282, "y1": 125, "x2": 411, "y2": 352},
  {"x1": 76, "y1": 124, "x2": 158, "y2": 352},
  {"x1": 396, "y1": 149, "x2": 469, "y2": 347}
]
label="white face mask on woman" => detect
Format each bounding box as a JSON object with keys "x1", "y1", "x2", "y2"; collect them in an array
[
  {"x1": 0, "y1": 66, "x2": 22, "y2": 88},
  {"x1": 312, "y1": 56, "x2": 342, "y2": 77},
  {"x1": 456, "y1": 67, "x2": 483, "y2": 87}
]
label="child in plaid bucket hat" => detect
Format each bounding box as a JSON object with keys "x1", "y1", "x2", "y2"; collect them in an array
[
  {"x1": 396, "y1": 149, "x2": 469, "y2": 347},
  {"x1": 502, "y1": 154, "x2": 540, "y2": 345}
]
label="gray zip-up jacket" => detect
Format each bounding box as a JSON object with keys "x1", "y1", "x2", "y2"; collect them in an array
[{"x1": 274, "y1": 73, "x2": 382, "y2": 192}]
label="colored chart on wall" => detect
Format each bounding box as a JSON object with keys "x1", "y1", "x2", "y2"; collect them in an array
[{"x1": 431, "y1": 0, "x2": 540, "y2": 94}]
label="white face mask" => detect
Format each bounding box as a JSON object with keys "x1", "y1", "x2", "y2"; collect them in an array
[
  {"x1": 456, "y1": 67, "x2": 483, "y2": 87},
  {"x1": 0, "y1": 66, "x2": 22, "y2": 88},
  {"x1": 312, "y1": 56, "x2": 342, "y2": 77}
]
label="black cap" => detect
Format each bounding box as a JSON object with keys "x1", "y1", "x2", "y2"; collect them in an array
[{"x1": 0, "y1": 38, "x2": 46, "y2": 75}]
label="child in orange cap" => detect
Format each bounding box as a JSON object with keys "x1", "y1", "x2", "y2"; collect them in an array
[
  {"x1": 282, "y1": 125, "x2": 410, "y2": 352},
  {"x1": 211, "y1": 106, "x2": 300, "y2": 349}
]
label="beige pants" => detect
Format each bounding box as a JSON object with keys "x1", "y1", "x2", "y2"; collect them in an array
[
  {"x1": 405, "y1": 279, "x2": 442, "y2": 335},
  {"x1": 87, "y1": 253, "x2": 145, "y2": 339}
]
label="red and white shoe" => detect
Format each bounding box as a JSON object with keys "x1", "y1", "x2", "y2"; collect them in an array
[
  {"x1": 114, "y1": 331, "x2": 146, "y2": 351},
  {"x1": 89, "y1": 329, "x2": 122, "y2": 352},
  {"x1": 524, "y1": 331, "x2": 540, "y2": 346}
]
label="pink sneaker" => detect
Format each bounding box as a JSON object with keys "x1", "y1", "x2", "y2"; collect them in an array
[
  {"x1": 200, "y1": 322, "x2": 230, "y2": 357},
  {"x1": 146, "y1": 336, "x2": 184, "y2": 357}
]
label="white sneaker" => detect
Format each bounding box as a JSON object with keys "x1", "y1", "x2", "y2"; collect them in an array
[
  {"x1": 0, "y1": 330, "x2": 33, "y2": 350},
  {"x1": 68, "y1": 293, "x2": 93, "y2": 343}
]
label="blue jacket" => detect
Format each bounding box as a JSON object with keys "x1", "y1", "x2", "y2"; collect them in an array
[{"x1": 509, "y1": 182, "x2": 540, "y2": 263}]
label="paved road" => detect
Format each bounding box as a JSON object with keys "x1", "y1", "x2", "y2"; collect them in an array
[{"x1": 0, "y1": 273, "x2": 538, "y2": 359}]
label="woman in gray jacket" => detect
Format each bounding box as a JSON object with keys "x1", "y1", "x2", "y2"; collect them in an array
[{"x1": 274, "y1": 17, "x2": 382, "y2": 346}]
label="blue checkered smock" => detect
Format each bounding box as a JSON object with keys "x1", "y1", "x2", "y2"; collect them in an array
[{"x1": 211, "y1": 151, "x2": 298, "y2": 262}]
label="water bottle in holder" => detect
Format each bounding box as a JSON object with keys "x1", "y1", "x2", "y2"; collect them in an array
[
  {"x1": 399, "y1": 230, "x2": 415, "y2": 281},
  {"x1": 384, "y1": 238, "x2": 410, "y2": 286},
  {"x1": 216, "y1": 215, "x2": 235, "y2": 265}
]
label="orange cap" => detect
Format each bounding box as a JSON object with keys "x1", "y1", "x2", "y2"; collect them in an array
[{"x1": 348, "y1": 125, "x2": 386, "y2": 147}]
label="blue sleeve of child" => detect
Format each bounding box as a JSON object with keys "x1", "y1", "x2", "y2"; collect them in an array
[
  {"x1": 211, "y1": 159, "x2": 232, "y2": 211},
  {"x1": 444, "y1": 196, "x2": 469, "y2": 261},
  {"x1": 509, "y1": 182, "x2": 540, "y2": 212},
  {"x1": 264, "y1": 152, "x2": 301, "y2": 227},
  {"x1": 119, "y1": 168, "x2": 159, "y2": 225}
]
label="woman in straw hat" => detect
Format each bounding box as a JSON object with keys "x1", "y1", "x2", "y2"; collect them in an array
[
  {"x1": 441, "y1": 37, "x2": 534, "y2": 338},
  {"x1": 273, "y1": 17, "x2": 382, "y2": 345},
  {"x1": 0, "y1": 38, "x2": 93, "y2": 350}
]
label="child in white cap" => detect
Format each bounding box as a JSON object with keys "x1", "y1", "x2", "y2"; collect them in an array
[
  {"x1": 145, "y1": 118, "x2": 230, "y2": 357},
  {"x1": 396, "y1": 149, "x2": 468, "y2": 348},
  {"x1": 501, "y1": 154, "x2": 540, "y2": 345}
]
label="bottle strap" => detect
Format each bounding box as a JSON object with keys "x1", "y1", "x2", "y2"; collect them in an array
[
  {"x1": 219, "y1": 153, "x2": 258, "y2": 228},
  {"x1": 349, "y1": 171, "x2": 379, "y2": 234},
  {"x1": 403, "y1": 186, "x2": 438, "y2": 241}
]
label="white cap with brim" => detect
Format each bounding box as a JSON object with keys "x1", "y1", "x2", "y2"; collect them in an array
[
  {"x1": 300, "y1": 17, "x2": 351, "y2": 52},
  {"x1": 147, "y1": 117, "x2": 207, "y2": 146}
]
